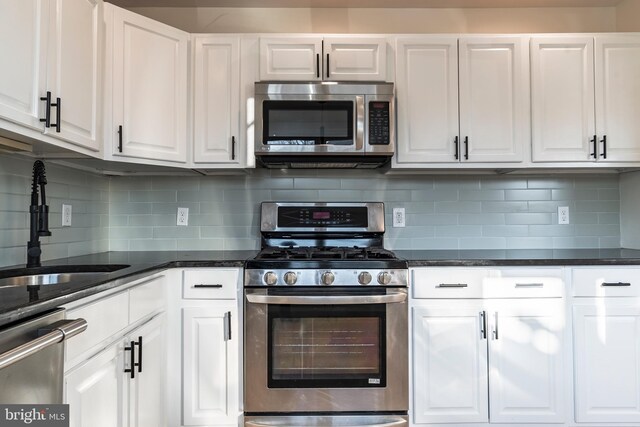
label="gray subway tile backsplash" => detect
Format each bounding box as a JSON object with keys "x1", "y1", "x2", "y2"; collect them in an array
[{"x1": 0, "y1": 152, "x2": 624, "y2": 267}]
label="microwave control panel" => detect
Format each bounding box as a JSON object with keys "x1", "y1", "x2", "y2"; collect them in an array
[{"x1": 368, "y1": 101, "x2": 390, "y2": 145}]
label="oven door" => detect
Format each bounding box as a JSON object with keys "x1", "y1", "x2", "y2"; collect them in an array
[
  {"x1": 244, "y1": 287, "x2": 408, "y2": 414},
  {"x1": 255, "y1": 94, "x2": 364, "y2": 155}
]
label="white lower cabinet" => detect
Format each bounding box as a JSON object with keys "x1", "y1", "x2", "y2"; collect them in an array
[
  {"x1": 411, "y1": 267, "x2": 565, "y2": 426},
  {"x1": 63, "y1": 273, "x2": 168, "y2": 427},
  {"x1": 572, "y1": 267, "x2": 640, "y2": 424},
  {"x1": 166, "y1": 268, "x2": 241, "y2": 427},
  {"x1": 183, "y1": 305, "x2": 239, "y2": 426}
]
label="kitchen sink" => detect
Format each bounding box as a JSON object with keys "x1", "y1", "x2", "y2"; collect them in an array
[{"x1": 0, "y1": 264, "x2": 130, "y2": 288}]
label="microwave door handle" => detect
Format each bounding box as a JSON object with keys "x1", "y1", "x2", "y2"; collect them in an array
[
  {"x1": 246, "y1": 291, "x2": 406, "y2": 305},
  {"x1": 356, "y1": 95, "x2": 364, "y2": 152}
]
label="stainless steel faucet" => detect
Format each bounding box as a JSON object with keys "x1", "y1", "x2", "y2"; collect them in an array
[{"x1": 26, "y1": 160, "x2": 51, "y2": 268}]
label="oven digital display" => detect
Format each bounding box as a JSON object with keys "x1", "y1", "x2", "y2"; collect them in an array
[
  {"x1": 312, "y1": 211, "x2": 330, "y2": 220},
  {"x1": 278, "y1": 207, "x2": 368, "y2": 227}
]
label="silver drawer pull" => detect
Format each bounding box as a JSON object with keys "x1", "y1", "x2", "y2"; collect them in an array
[
  {"x1": 437, "y1": 283, "x2": 468, "y2": 288},
  {"x1": 194, "y1": 284, "x2": 223, "y2": 288},
  {"x1": 602, "y1": 282, "x2": 631, "y2": 287},
  {"x1": 515, "y1": 283, "x2": 544, "y2": 288}
]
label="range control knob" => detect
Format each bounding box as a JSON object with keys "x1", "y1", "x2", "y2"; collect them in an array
[
  {"x1": 283, "y1": 271, "x2": 297, "y2": 286},
  {"x1": 377, "y1": 271, "x2": 392, "y2": 285},
  {"x1": 358, "y1": 271, "x2": 372, "y2": 285},
  {"x1": 264, "y1": 271, "x2": 278, "y2": 286},
  {"x1": 321, "y1": 271, "x2": 335, "y2": 286}
]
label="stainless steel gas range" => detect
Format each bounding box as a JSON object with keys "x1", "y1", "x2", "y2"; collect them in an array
[{"x1": 243, "y1": 202, "x2": 409, "y2": 427}]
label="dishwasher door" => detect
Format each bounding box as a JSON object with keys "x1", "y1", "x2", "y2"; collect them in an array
[{"x1": 0, "y1": 309, "x2": 87, "y2": 404}]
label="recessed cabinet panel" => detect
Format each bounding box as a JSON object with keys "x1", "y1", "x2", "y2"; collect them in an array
[
  {"x1": 45, "y1": 0, "x2": 100, "y2": 151},
  {"x1": 531, "y1": 37, "x2": 595, "y2": 162},
  {"x1": 0, "y1": 0, "x2": 47, "y2": 131},
  {"x1": 459, "y1": 37, "x2": 527, "y2": 163},
  {"x1": 488, "y1": 300, "x2": 565, "y2": 423},
  {"x1": 595, "y1": 36, "x2": 640, "y2": 162},
  {"x1": 396, "y1": 38, "x2": 459, "y2": 163},
  {"x1": 259, "y1": 37, "x2": 322, "y2": 81},
  {"x1": 109, "y1": 4, "x2": 188, "y2": 163},
  {"x1": 324, "y1": 37, "x2": 387, "y2": 81},
  {"x1": 574, "y1": 305, "x2": 640, "y2": 423},
  {"x1": 193, "y1": 36, "x2": 240, "y2": 164},
  {"x1": 412, "y1": 305, "x2": 489, "y2": 424}
]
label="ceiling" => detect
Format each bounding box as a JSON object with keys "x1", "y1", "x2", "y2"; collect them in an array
[{"x1": 107, "y1": 0, "x2": 625, "y2": 8}]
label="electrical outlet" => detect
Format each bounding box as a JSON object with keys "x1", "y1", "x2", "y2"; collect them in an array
[
  {"x1": 392, "y1": 207, "x2": 405, "y2": 228},
  {"x1": 177, "y1": 207, "x2": 189, "y2": 226},
  {"x1": 62, "y1": 204, "x2": 72, "y2": 227},
  {"x1": 558, "y1": 206, "x2": 570, "y2": 224}
]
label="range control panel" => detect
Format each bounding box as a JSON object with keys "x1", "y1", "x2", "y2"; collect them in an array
[{"x1": 368, "y1": 101, "x2": 390, "y2": 145}]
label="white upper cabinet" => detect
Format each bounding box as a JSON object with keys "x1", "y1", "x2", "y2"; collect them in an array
[
  {"x1": 0, "y1": 0, "x2": 47, "y2": 131},
  {"x1": 395, "y1": 36, "x2": 528, "y2": 166},
  {"x1": 396, "y1": 37, "x2": 459, "y2": 163},
  {"x1": 458, "y1": 37, "x2": 528, "y2": 163},
  {"x1": 105, "y1": 3, "x2": 188, "y2": 164},
  {"x1": 595, "y1": 35, "x2": 640, "y2": 162},
  {"x1": 192, "y1": 35, "x2": 242, "y2": 165},
  {"x1": 0, "y1": 0, "x2": 101, "y2": 152},
  {"x1": 531, "y1": 34, "x2": 640, "y2": 163},
  {"x1": 259, "y1": 36, "x2": 387, "y2": 81}
]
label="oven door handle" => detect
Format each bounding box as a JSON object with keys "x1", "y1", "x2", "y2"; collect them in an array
[
  {"x1": 245, "y1": 419, "x2": 406, "y2": 427},
  {"x1": 245, "y1": 291, "x2": 406, "y2": 305}
]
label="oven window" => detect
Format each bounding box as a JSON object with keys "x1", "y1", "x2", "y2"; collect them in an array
[
  {"x1": 267, "y1": 301, "x2": 386, "y2": 388},
  {"x1": 262, "y1": 101, "x2": 354, "y2": 146}
]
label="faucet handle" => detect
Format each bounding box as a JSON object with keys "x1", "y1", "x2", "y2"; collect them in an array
[{"x1": 38, "y1": 205, "x2": 51, "y2": 236}]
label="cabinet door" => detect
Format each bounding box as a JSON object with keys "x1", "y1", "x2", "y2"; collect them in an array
[
  {"x1": 109, "y1": 4, "x2": 188, "y2": 163},
  {"x1": 193, "y1": 36, "x2": 241, "y2": 165},
  {"x1": 395, "y1": 37, "x2": 459, "y2": 164},
  {"x1": 412, "y1": 304, "x2": 489, "y2": 424},
  {"x1": 574, "y1": 304, "x2": 640, "y2": 423},
  {"x1": 324, "y1": 37, "x2": 387, "y2": 81},
  {"x1": 65, "y1": 341, "x2": 126, "y2": 427},
  {"x1": 259, "y1": 37, "x2": 322, "y2": 81},
  {"x1": 0, "y1": 0, "x2": 47, "y2": 130},
  {"x1": 488, "y1": 299, "x2": 565, "y2": 423},
  {"x1": 45, "y1": 0, "x2": 101, "y2": 151},
  {"x1": 595, "y1": 35, "x2": 640, "y2": 162},
  {"x1": 459, "y1": 37, "x2": 528, "y2": 163},
  {"x1": 129, "y1": 315, "x2": 167, "y2": 427},
  {"x1": 183, "y1": 305, "x2": 239, "y2": 426},
  {"x1": 531, "y1": 36, "x2": 596, "y2": 162}
]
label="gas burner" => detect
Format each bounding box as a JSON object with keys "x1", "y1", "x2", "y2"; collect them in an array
[{"x1": 254, "y1": 247, "x2": 399, "y2": 261}]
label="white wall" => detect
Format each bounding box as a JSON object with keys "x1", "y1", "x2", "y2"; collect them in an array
[
  {"x1": 617, "y1": 0, "x2": 640, "y2": 31},
  {"x1": 127, "y1": 6, "x2": 617, "y2": 33}
]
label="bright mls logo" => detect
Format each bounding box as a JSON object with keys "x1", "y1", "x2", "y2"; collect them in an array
[{"x1": 0, "y1": 405, "x2": 68, "y2": 427}]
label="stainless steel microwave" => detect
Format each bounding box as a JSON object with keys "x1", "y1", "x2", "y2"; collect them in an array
[{"x1": 254, "y1": 82, "x2": 395, "y2": 168}]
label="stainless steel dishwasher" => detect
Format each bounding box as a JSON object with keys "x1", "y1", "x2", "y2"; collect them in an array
[{"x1": 0, "y1": 309, "x2": 87, "y2": 403}]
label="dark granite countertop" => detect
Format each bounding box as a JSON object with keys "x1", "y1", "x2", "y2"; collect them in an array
[
  {"x1": 0, "y1": 251, "x2": 257, "y2": 328},
  {"x1": 397, "y1": 248, "x2": 640, "y2": 266},
  {"x1": 3, "y1": 248, "x2": 640, "y2": 329}
]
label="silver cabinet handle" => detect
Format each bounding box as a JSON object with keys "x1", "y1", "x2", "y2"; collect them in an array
[
  {"x1": 515, "y1": 283, "x2": 544, "y2": 288},
  {"x1": 493, "y1": 312, "x2": 499, "y2": 340},
  {"x1": 223, "y1": 311, "x2": 231, "y2": 341},
  {"x1": 0, "y1": 318, "x2": 87, "y2": 370},
  {"x1": 246, "y1": 291, "x2": 406, "y2": 305},
  {"x1": 438, "y1": 283, "x2": 468, "y2": 288},
  {"x1": 480, "y1": 311, "x2": 487, "y2": 340}
]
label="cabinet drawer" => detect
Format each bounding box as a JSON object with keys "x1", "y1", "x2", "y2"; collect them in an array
[
  {"x1": 129, "y1": 275, "x2": 166, "y2": 324},
  {"x1": 483, "y1": 277, "x2": 564, "y2": 298},
  {"x1": 412, "y1": 268, "x2": 490, "y2": 299},
  {"x1": 65, "y1": 291, "x2": 129, "y2": 363},
  {"x1": 572, "y1": 267, "x2": 640, "y2": 297},
  {"x1": 183, "y1": 269, "x2": 238, "y2": 299}
]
